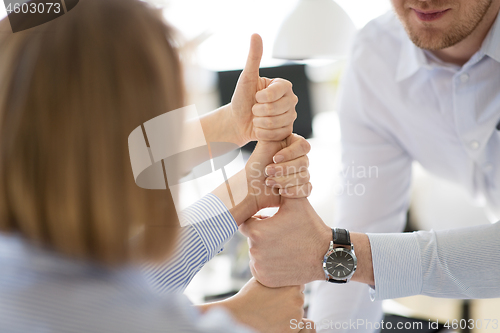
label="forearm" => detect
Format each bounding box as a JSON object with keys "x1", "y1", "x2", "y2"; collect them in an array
[
  {"x1": 143, "y1": 194, "x2": 238, "y2": 293},
  {"x1": 211, "y1": 169, "x2": 258, "y2": 226},
  {"x1": 365, "y1": 221, "x2": 500, "y2": 300},
  {"x1": 211, "y1": 139, "x2": 291, "y2": 226}
]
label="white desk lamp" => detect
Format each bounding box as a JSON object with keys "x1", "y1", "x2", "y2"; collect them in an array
[{"x1": 273, "y1": 0, "x2": 356, "y2": 60}]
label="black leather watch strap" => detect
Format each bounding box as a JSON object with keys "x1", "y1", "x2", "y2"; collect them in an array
[
  {"x1": 328, "y1": 278, "x2": 347, "y2": 284},
  {"x1": 333, "y1": 228, "x2": 350, "y2": 246}
]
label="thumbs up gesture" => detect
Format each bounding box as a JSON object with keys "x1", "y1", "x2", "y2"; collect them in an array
[{"x1": 230, "y1": 34, "x2": 298, "y2": 145}]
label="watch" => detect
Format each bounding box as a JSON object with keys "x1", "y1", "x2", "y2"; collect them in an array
[{"x1": 322, "y1": 228, "x2": 357, "y2": 283}]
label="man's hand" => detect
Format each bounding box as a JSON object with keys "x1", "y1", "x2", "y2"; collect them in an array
[
  {"x1": 214, "y1": 133, "x2": 312, "y2": 225},
  {"x1": 229, "y1": 34, "x2": 298, "y2": 146},
  {"x1": 246, "y1": 134, "x2": 312, "y2": 213},
  {"x1": 199, "y1": 277, "x2": 305, "y2": 333},
  {"x1": 240, "y1": 198, "x2": 332, "y2": 287},
  {"x1": 264, "y1": 134, "x2": 312, "y2": 198}
]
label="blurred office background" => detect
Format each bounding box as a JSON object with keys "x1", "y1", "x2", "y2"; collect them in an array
[{"x1": 1, "y1": 1, "x2": 497, "y2": 332}]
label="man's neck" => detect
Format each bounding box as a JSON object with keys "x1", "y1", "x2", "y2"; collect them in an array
[{"x1": 431, "y1": 3, "x2": 500, "y2": 66}]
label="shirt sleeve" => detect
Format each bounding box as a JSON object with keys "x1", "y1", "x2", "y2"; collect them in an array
[
  {"x1": 367, "y1": 221, "x2": 500, "y2": 300},
  {"x1": 143, "y1": 194, "x2": 238, "y2": 294}
]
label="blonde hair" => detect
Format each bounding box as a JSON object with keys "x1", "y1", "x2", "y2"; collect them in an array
[{"x1": 0, "y1": 0, "x2": 183, "y2": 265}]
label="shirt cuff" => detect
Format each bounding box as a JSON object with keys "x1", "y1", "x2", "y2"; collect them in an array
[
  {"x1": 366, "y1": 232, "x2": 423, "y2": 300},
  {"x1": 179, "y1": 194, "x2": 238, "y2": 259}
]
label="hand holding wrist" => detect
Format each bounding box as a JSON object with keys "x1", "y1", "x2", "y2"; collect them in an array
[{"x1": 240, "y1": 198, "x2": 332, "y2": 287}]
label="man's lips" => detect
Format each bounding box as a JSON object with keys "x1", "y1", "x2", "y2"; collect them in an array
[{"x1": 412, "y1": 8, "x2": 451, "y2": 22}]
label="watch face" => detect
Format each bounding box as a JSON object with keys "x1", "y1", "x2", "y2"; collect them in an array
[{"x1": 325, "y1": 248, "x2": 356, "y2": 279}]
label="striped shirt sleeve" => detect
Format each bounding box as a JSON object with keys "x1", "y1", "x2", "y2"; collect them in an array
[
  {"x1": 367, "y1": 221, "x2": 500, "y2": 300},
  {"x1": 143, "y1": 194, "x2": 238, "y2": 294}
]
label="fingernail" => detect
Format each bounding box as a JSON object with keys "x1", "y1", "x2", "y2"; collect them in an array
[
  {"x1": 266, "y1": 179, "x2": 276, "y2": 186},
  {"x1": 273, "y1": 155, "x2": 284, "y2": 163},
  {"x1": 265, "y1": 166, "x2": 275, "y2": 176}
]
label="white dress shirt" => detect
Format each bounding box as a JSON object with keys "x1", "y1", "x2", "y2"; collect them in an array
[{"x1": 309, "y1": 11, "x2": 500, "y2": 332}]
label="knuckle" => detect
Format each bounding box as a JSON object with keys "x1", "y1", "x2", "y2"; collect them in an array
[
  {"x1": 252, "y1": 117, "x2": 259, "y2": 127},
  {"x1": 303, "y1": 155, "x2": 310, "y2": 168},
  {"x1": 297, "y1": 156, "x2": 309, "y2": 171},
  {"x1": 248, "y1": 245, "x2": 259, "y2": 258},
  {"x1": 251, "y1": 103, "x2": 260, "y2": 115},
  {"x1": 254, "y1": 128, "x2": 267, "y2": 140},
  {"x1": 307, "y1": 182, "x2": 313, "y2": 194},
  {"x1": 295, "y1": 295, "x2": 305, "y2": 307},
  {"x1": 249, "y1": 262, "x2": 260, "y2": 279},
  {"x1": 301, "y1": 171, "x2": 311, "y2": 182},
  {"x1": 283, "y1": 187, "x2": 296, "y2": 197},
  {"x1": 266, "y1": 117, "x2": 275, "y2": 128},
  {"x1": 249, "y1": 228, "x2": 262, "y2": 242},
  {"x1": 266, "y1": 89, "x2": 275, "y2": 103},
  {"x1": 284, "y1": 164, "x2": 298, "y2": 176},
  {"x1": 273, "y1": 167, "x2": 284, "y2": 178},
  {"x1": 265, "y1": 102, "x2": 275, "y2": 115},
  {"x1": 300, "y1": 139, "x2": 311, "y2": 153},
  {"x1": 280, "y1": 149, "x2": 291, "y2": 162},
  {"x1": 252, "y1": 261, "x2": 265, "y2": 277}
]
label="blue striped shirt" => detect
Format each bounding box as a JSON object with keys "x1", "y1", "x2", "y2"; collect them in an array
[
  {"x1": 143, "y1": 194, "x2": 238, "y2": 293},
  {"x1": 0, "y1": 194, "x2": 251, "y2": 333}
]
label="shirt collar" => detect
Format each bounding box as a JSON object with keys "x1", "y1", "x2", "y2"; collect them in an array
[
  {"x1": 481, "y1": 12, "x2": 500, "y2": 63},
  {"x1": 395, "y1": 29, "x2": 428, "y2": 82},
  {"x1": 396, "y1": 12, "x2": 500, "y2": 82}
]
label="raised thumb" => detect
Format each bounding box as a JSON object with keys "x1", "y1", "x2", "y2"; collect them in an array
[{"x1": 243, "y1": 33, "x2": 263, "y2": 76}]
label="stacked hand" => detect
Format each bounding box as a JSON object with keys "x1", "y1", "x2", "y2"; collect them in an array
[
  {"x1": 229, "y1": 34, "x2": 299, "y2": 146},
  {"x1": 240, "y1": 198, "x2": 331, "y2": 288},
  {"x1": 207, "y1": 34, "x2": 316, "y2": 333},
  {"x1": 245, "y1": 134, "x2": 312, "y2": 213},
  {"x1": 212, "y1": 34, "x2": 312, "y2": 225},
  {"x1": 232, "y1": 34, "x2": 311, "y2": 207}
]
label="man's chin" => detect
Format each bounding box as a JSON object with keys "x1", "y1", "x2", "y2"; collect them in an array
[
  {"x1": 406, "y1": 26, "x2": 456, "y2": 50},
  {"x1": 410, "y1": 36, "x2": 447, "y2": 51}
]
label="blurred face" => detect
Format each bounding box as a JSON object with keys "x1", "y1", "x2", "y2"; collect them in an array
[{"x1": 391, "y1": 0, "x2": 493, "y2": 50}]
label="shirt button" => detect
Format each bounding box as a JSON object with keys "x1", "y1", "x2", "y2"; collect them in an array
[
  {"x1": 460, "y1": 73, "x2": 469, "y2": 83},
  {"x1": 469, "y1": 140, "x2": 480, "y2": 150}
]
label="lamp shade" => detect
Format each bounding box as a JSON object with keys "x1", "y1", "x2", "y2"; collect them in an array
[{"x1": 272, "y1": 0, "x2": 356, "y2": 60}]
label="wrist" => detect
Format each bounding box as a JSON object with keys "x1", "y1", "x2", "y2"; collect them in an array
[
  {"x1": 314, "y1": 225, "x2": 333, "y2": 281},
  {"x1": 201, "y1": 104, "x2": 247, "y2": 148},
  {"x1": 222, "y1": 103, "x2": 248, "y2": 147},
  {"x1": 196, "y1": 298, "x2": 238, "y2": 317},
  {"x1": 230, "y1": 194, "x2": 259, "y2": 226},
  {"x1": 350, "y1": 232, "x2": 375, "y2": 285}
]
